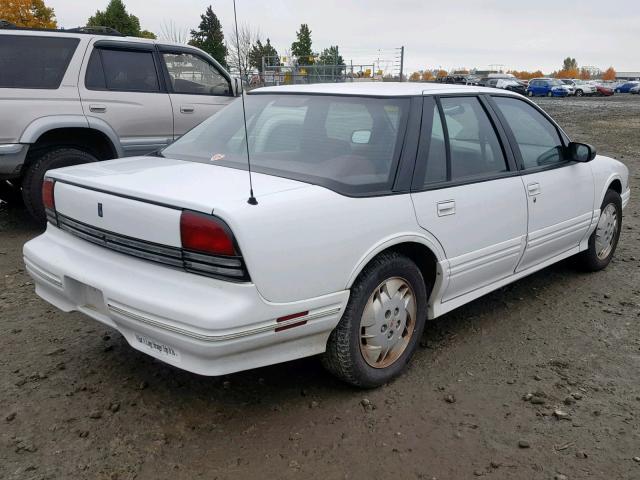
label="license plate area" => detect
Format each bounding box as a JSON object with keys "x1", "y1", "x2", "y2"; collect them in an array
[
  {"x1": 134, "y1": 333, "x2": 181, "y2": 362},
  {"x1": 65, "y1": 277, "x2": 107, "y2": 314}
]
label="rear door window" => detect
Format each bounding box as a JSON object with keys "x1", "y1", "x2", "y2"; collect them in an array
[
  {"x1": 0, "y1": 35, "x2": 79, "y2": 89},
  {"x1": 86, "y1": 48, "x2": 160, "y2": 92}
]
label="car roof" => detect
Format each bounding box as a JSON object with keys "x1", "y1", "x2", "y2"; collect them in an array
[{"x1": 253, "y1": 82, "x2": 521, "y2": 97}]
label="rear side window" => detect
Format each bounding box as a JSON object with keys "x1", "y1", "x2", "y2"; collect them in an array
[
  {"x1": 492, "y1": 96, "x2": 564, "y2": 169},
  {"x1": 85, "y1": 48, "x2": 160, "y2": 92},
  {"x1": 0, "y1": 35, "x2": 79, "y2": 89},
  {"x1": 440, "y1": 97, "x2": 507, "y2": 181}
]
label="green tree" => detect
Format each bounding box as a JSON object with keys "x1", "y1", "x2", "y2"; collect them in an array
[
  {"x1": 318, "y1": 45, "x2": 345, "y2": 76},
  {"x1": 562, "y1": 57, "x2": 578, "y2": 71},
  {"x1": 248, "y1": 38, "x2": 280, "y2": 73},
  {"x1": 189, "y1": 5, "x2": 227, "y2": 67},
  {"x1": 87, "y1": 0, "x2": 151, "y2": 37},
  {"x1": 139, "y1": 30, "x2": 156, "y2": 39},
  {"x1": 291, "y1": 24, "x2": 314, "y2": 65}
]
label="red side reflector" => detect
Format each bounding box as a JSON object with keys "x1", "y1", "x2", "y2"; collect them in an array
[
  {"x1": 42, "y1": 178, "x2": 55, "y2": 211},
  {"x1": 275, "y1": 311, "x2": 308, "y2": 332},
  {"x1": 180, "y1": 211, "x2": 236, "y2": 256}
]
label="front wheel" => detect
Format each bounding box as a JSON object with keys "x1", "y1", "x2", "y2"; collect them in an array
[
  {"x1": 322, "y1": 252, "x2": 428, "y2": 388},
  {"x1": 577, "y1": 189, "x2": 622, "y2": 271},
  {"x1": 547, "y1": 91, "x2": 553, "y2": 97},
  {"x1": 527, "y1": 90, "x2": 533, "y2": 97},
  {"x1": 575, "y1": 89, "x2": 583, "y2": 97}
]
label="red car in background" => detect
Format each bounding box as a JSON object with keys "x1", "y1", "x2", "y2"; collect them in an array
[{"x1": 595, "y1": 84, "x2": 614, "y2": 96}]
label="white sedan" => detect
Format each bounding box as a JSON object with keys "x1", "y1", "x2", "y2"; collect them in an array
[{"x1": 23, "y1": 83, "x2": 631, "y2": 387}]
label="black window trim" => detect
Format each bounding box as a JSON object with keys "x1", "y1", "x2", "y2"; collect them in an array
[
  {"x1": 410, "y1": 92, "x2": 520, "y2": 193},
  {"x1": 157, "y1": 45, "x2": 233, "y2": 98},
  {"x1": 0, "y1": 34, "x2": 80, "y2": 90},
  {"x1": 485, "y1": 93, "x2": 574, "y2": 175},
  {"x1": 84, "y1": 42, "x2": 167, "y2": 94}
]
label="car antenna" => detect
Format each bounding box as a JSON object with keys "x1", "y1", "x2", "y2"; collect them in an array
[{"x1": 232, "y1": 0, "x2": 258, "y2": 205}]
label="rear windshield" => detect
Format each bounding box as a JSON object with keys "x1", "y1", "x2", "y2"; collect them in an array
[
  {"x1": 161, "y1": 94, "x2": 410, "y2": 195},
  {"x1": 0, "y1": 35, "x2": 79, "y2": 89}
]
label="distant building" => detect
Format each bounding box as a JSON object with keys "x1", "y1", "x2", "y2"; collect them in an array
[{"x1": 616, "y1": 72, "x2": 640, "y2": 81}]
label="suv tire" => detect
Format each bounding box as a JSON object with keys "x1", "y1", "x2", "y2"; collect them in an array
[
  {"x1": 575, "y1": 89, "x2": 583, "y2": 97},
  {"x1": 22, "y1": 147, "x2": 98, "y2": 224},
  {"x1": 322, "y1": 252, "x2": 428, "y2": 388}
]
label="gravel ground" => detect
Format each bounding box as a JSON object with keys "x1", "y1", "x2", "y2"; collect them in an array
[{"x1": 1, "y1": 94, "x2": 639, "y2": 480}]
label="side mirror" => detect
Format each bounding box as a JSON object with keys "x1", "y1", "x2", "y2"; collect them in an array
[{"x1": 568, "y1": 142, "x2": 596, "y2": 162}]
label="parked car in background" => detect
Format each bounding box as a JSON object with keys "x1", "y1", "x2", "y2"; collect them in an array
[
  {"x1": 527, "y1": 78, "x2": 569, "y2": 97},
  {"x1": 562, "y1": 79, "x2": 597, "y2": 96},
  {"x1": 485, "y1": 78, "x2": 526, "y2": 95},
  {"x1": 614, "y1": 81, "x2": 640, "y2": 93},
  {"x1": 0, "y1": 24, "x2": 239, "y2": 222},
  {"x1": 559, "y1": 79, "x2": 576, "y2": 96},
  {"x1": 630, "y1": 84, "x2": 640, "y2": 94},
  {"x1": 594, "y1": 84, "x2": 615, "y2": 96},
  {"x1": 23, "y1": 82, "x2": 630, "y2": 387}
]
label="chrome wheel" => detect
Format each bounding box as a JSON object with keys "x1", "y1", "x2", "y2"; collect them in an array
[
  {"x1": 359, "y1": 277, "x2": 416, "y2": 369},
  {"x1": 595, "y1": 203, "x2": 618, "y2": 260}
]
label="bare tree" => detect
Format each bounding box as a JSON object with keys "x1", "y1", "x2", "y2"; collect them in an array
[
  {"x1": 226, "y1": 23, "x2": 261, "y2": 78},
  {"x1": 160, "y1": 20, "x2": 189, "y2": 44}
]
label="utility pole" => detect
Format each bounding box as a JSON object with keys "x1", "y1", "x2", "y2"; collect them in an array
[{"x1": 399, "y1": 46, "x2": 404, "y2": 82}]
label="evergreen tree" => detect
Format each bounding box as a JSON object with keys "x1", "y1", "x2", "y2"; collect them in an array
[
  {"x1": 249, "y1": 38, "x2": 280, "y2": 72},
  {"x1": 189, "y1": 5, "x2": 228, "y2": 67},
  {"x1": 318, "y1": 45, "x2": 345, "y2": 74},
  {"x1": 87, "y1": 0, "x2": 148, "y2": 37},
  {"x1": 291, "y1": 24, "x2": 314, "y2": 65}
]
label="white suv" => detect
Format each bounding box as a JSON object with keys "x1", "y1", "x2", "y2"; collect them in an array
[
  {"x1": 565, "y1": 79, "x2": 597, "y2": 96},
  {"x1": 0, "y1": 24, "x2": 238, "y2": 221}
]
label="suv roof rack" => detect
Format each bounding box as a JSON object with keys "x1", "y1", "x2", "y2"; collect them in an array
[{"x1": 0, "y1": 21, "x2": 125, "y2": 37}]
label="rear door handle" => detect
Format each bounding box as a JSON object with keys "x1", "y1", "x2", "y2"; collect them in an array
[
  {"x1": 527, "y1": 182, "x2": 541, "y2": 196},
  {"x1": 89, "y1": 104, "x2": 106, "y2": 113},
  {"x1": 437, "y1": 200, "x2": 456, "y2": 217},
  {"x1": 180, "y1": 105, "x2": 195, "y2": 114}
]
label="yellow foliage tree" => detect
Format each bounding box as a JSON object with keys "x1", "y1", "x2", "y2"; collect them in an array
[
  {"x1": 422, "y1": 70, "x2": 434, "y2": 81},
  {"x1": 602, "y1": 67, "x2": 616, "y2": 81},
  {"x1": 555, "y1": 68, "x2": 579, "y2": 79},
  {"x1": 0, "y1": 0, "x2": 57, "y2": 29},
  {"x1": 436, "y1": 69, "x2": 448, "y2": 78},
  {"x1": 509, "y1": 70, "x2": 545, "y2": 81},
  {"x1": 579, "y1": 68, "x2": 591, "y2": 80},
  {"x1": 409, "y1": 71, "x2": 421, "y2": 82}
]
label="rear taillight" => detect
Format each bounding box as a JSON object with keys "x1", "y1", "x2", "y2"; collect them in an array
[
  {"x1": 42, "y1": 178, "x2": 57, "y2": 225},
  {"x1": 180, "y1": 210, "x2": 249, "y2": 281}
]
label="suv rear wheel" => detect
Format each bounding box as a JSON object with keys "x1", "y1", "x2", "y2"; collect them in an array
[{"x1": 22, "y1": 147, "x2": 98, "y2": 224}]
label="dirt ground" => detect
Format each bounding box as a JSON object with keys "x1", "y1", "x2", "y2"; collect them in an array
[{"x1": 1, "y1": 95, "x2": 639, "y2": 480}]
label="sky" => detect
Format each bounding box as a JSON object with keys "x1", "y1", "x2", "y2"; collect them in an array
[{"x1": 49, "y1": 0, "x2": 640, "y2": 74}]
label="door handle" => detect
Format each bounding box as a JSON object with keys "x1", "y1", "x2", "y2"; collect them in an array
[
  {"x1": 437, "y1": 200, "x2": 456, "y2": 217},
  {"x1": 89, "y1": 104, "x2": 106, "y2": 113},
  {"x1": 527, "y1": 182, "x2": 541, "y2": 196},
  {"x1": 180, "y1": 105, "x2": 195, "y2": 114}
]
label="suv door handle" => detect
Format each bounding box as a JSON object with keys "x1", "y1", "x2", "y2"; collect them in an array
[
  {"x1": 89, "y1": 104, "x2": 106, "y2": 113},
  {"x1": 437, "y1": 200, "x2": 456, "y2": 217},
  {"x1": 527, "y1": 182, "x2": 541, "y2": 196},
  {"x1": 180, "y1": 105, "x2": 195, "y2": 114}
]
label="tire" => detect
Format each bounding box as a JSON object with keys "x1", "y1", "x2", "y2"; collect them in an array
[
  {"x1": 0, "y1": 180, "x2": 23, "y2": 205},
  {"x1": 575, "y1": 89, "x2": 583, "y2": 97},
  {"x1": 615, "y1": 89, "x2": 620, "y2": 93},
  {"x1": 322, "y1": 251, "x2": 429, "y2": 388},
  {"x1": 527, "y1": 90, "x2": 533, "y2": 97},
  {"x1": 547, "y1": 91, "x2": 553, "y2": 97},
  {"x1": 577, "y1": 189, "x2": 622, "y2": 271},
  {"x1": 22, "y1": 147, "x2": 98, "y2": 224}
]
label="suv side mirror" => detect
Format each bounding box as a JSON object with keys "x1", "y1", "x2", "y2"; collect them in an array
[{"x1": 568, "y1": 142, "x2": 596, "y2": 162}]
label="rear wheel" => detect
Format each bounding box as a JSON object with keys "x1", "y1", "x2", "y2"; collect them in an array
[
  {"x1": 322, "y1": 252, "x2": 428, "y2": 388},
  {"x1": 575, "y1": 89, "x2": 583, "y2": 97},
  {"x1": 22, "y1": 147, "x2": 98, "y2": 224},
  {"x1": 577, "y1": 189, "x2": 622, "y2": 271}
]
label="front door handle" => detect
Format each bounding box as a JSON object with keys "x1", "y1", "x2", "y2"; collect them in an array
[
  {"x1": 527, "y1": 182, "x2": 541, "y2": 196},
  {"x1": 89, "y1": 104, "x2": 106, "y2": 113},
  {"x1": 437, "y1": 200, "x2": 456, "y2": 217},
  {"x1": 180, "y1": 105, "x2": 195, "y2": 114}
]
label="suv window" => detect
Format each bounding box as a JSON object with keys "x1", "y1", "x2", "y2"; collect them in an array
[
  {"x1": 441, "y1": 97, "x2": 507, "y2": 180},
  {"x1": 162, "y1": 52, "x2": 230, "y2": 95},
  {"x1": 0, "y1": 35, "x2": 79, "y2": 89},
  {"x1": 85, "y1": 48, "x2": 160, "y2": 92},
  {"x1": 492, "y1": 96, "x2": 564, "y2": 169}
]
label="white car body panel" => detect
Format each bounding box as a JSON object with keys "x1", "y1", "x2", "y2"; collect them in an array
[{"x1": 22, "y1": 83, "x2": 631, "y2": 377}]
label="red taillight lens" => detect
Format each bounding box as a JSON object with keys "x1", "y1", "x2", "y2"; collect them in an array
[
  {"x1": 42, "y1": 178, "x2": 56, "y2": 211},
  {"x1": 180, "y1": 210, "x2": 236, "y2": 256}
]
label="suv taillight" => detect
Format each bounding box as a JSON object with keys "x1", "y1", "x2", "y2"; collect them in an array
[
  {"x1": 180, "y1": 210, "x2": 249, "y2": 281},
  {"x1": 42, "y1": 178, "x2": 57, "y2": 225}
]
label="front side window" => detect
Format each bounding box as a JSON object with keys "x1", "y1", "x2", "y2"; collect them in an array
[
  {"x1": 492, "y1": 96, "x2": 564, "y2": 169},
  {"x1": 440, "y1": 97, "x2": 508, "y2": 180},
  {"x1": 86, "y1": 48, "x2": 160, "y2": 92},
  {"x1": 162, "y1": 53, "x2": 230, "y2": 95},
  {"x1": 0, "y1": 35, "x2": 79, "y2": 89},
  {"x1": 161, "y1": 94, "x2": 409, "y2": 195}
]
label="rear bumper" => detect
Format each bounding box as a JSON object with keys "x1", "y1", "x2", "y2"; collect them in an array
[
  {"x1": 0, "y1": 144, "x2": 28, "y2": 178},
  {"x1": 23, "y1": 226, "x2": 349, "y2": 376}
]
